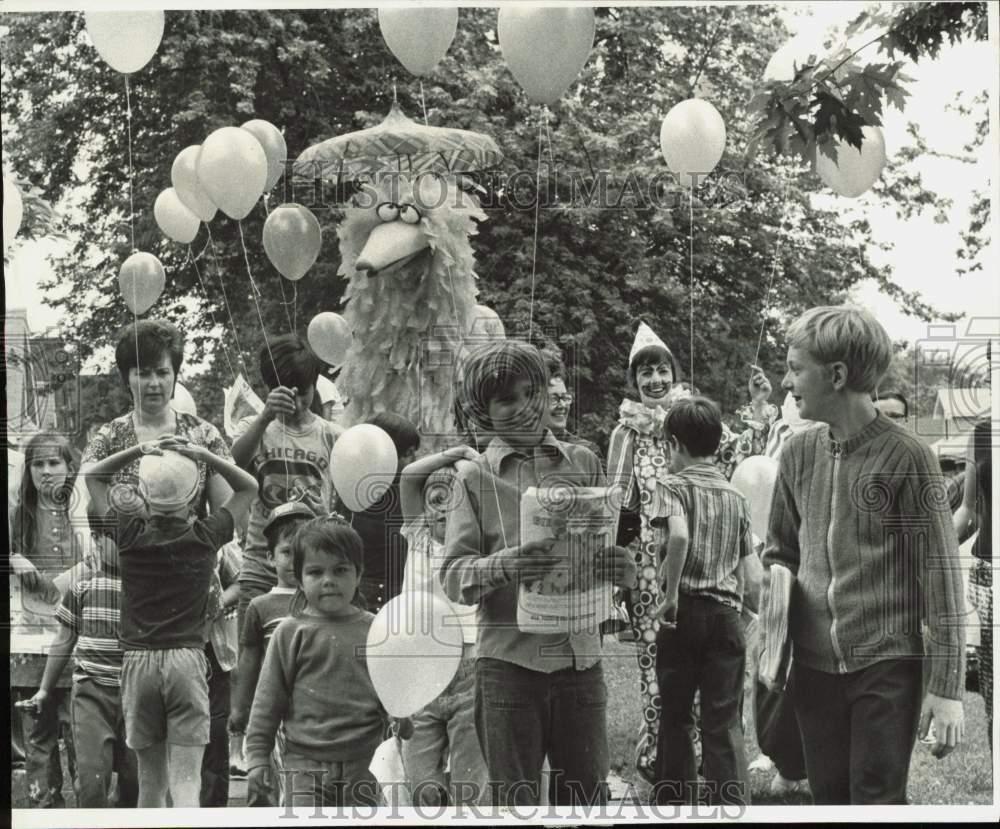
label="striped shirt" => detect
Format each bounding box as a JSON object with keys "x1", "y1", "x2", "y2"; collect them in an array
[
  {"x1": 650, "y1": 462, "x2": 754, "y2": 611},
  {"x1": 56, "y1": 569, "x2": 123, "y2": 687}
]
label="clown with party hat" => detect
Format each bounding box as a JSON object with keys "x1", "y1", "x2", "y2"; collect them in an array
[{"x1": 606, "y1": 320, "x2": 778, "y2": 783}]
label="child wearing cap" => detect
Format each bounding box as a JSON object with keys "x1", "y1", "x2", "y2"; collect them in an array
[
  {"x1": 229, "y1": 500, "x2": 314, "y2": 806},
  {"x1": 86, "y1": 436, "x2": 257, "y2": 808}
]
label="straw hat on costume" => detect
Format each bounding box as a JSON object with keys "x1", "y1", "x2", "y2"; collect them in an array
[{"x1": 138, "y1": 451, "x2": 200, "y2": 510}]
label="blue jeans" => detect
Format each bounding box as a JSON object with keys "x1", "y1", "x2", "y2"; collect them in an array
[
  {"x1": 474, "y1": 657, "x2": 609, "y2": 807},
  {"x1": 654, "y1": 594, "x2": 748, "y2": 805},
  {"x1": 402, "y1": 647, "x2": 487, "y2": 806}
]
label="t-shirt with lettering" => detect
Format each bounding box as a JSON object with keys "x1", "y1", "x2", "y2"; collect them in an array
[
  {"x1": 112, "y1": 506, "x2": 235, "y2": 651},
  {"x1": 233, "y1": 413, "x2": 342, "y2": 587}
]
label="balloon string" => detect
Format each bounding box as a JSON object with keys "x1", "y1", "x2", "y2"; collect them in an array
[
  {"x1": 751, "y1": 168, "x2": 790, "y2": 384},
  {"x1": 276, "y1": 274, "x2": 295, "y2": 332},
  {"x1": 206, "y1": 225, "x2": 251, "y2": 377},
  {"x1": 292, "y1": 283, "x2": 298, "y2": 333},
  {"x1": 124, "y1": 75, "x2": 136, "y2": 253},
  {"x1": 527, "y1": 109, "x2": 546, "y2": 341},
  {"x1": 688, "y1": 188, "x2": 694, "y2": 387},
  {"x1": 189, "y1": 243, "x2": 239, "y2": 385},
  {"x1": 419, "y1": 80, "x2": 429, "y2": 127},
  {"x1": 472, "y1": 424, "x2": 509, "y2": 551},
  {"x1": 239, "y1": 221, "x2": 262, "y2": 297},
  {"x1": 237, "y1": 220, "x2": 290, "y2": 476},
  {"x1": 133, "y1": 289, "x2": 141, "y2": 428}
]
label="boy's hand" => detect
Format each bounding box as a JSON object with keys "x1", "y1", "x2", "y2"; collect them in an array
[
  {"x1": 441, "y1": 445, "x2": 478, "y2": 463},
  {"x1": 652, "y1": 592, "x2": 679, "y2": 628},
  {"x1": 247, "y1": 766, "x2": 274, "y2": 801},
  {"x1": 748, "y1": 366, "x2": 772, "y2": 404},
  {"x1": 18, "y1": 690, "x2": 48, "y2": 716},
  {"x1": 263, "y1": 386, "x2": 298, "y2": 422},
  {"x1": 592, "y1": 545, "x2": 635, "y2": 587},
  {"x1": 499, "y1": 540, "x2": 561, "y2": 580},
  {"x1": 920, "y1": 693, "x2": 964, "y2": 758},
  {"x1": 392, "y1": 717, "x2": 414, "y2": 741}
]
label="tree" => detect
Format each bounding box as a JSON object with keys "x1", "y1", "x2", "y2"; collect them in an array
[
  {"x1": 747, "y1": 1, "x2": 987, "y2": 162},
  {"x1": 0, "y1": 6, "x2": 963, "y2": 449}
]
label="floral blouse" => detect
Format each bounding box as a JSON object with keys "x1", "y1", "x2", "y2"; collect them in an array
[{"x1": 82, "y1": 411, "x2": 232, "y2": 518}]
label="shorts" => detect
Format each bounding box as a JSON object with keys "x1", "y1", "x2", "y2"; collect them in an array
[{"x1": 121, "y1": 647, "x2": 210, "y2": 750}]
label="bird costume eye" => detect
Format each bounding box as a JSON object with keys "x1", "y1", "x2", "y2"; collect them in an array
[
  {"x1": 399, "y1": 203, "x2": 422, "y2": 224},
  {"x1": 376, "y1": 202, "x2": 400, "y2": 222}
]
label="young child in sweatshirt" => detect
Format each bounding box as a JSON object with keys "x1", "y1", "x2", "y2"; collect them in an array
[{"x1": 245, "y1": 517, "x2": 385, "y2": 807}]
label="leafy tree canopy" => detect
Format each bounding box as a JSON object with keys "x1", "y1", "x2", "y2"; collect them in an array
[{"x1": 0, "y1": 5, "x2": 980, "y2": 449}]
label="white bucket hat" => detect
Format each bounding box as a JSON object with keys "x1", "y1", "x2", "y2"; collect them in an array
[{"x1": 138, "y1": 451, "x2": 200, "y2": 510}]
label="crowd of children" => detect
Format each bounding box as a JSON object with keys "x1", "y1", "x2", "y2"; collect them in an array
[{"x1": 9, "y1": 304, "x2": 979, "y2": 810}]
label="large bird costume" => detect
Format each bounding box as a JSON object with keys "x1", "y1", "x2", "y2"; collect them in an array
[{"x1": 336, "y1": 173, "x2": 487, "y2": 440}]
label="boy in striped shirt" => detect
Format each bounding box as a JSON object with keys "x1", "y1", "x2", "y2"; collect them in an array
[
  {"x1": 26, "y1": 541, "x2": 138, "y2": 808},
  {"x1": 650, "y1": 396, "x2": 757, "y2": 806}
]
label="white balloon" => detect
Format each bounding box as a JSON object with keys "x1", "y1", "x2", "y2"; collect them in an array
[
  {"x1": 307, "y1": 312, "x2": 352, "y2": 367},
  {"x1": 154, "y1": 187, "x2": 200, "y2": 244},
  {"x1": 3, "y1": 176, "x2": 24, "y2": 249},
  {"x1": 171, "y1": 381, "x2": 197, "y2": 416},
  {"x1": 85, "y1": 10, "x2": 165, "y2": 74},
  {"x1": 730, "y1": 455, "x2": 779, "y2": 544},
  {"x1": 659, "y1": 98, "x2": 727, "y2": 188},
  {"x1": 196, "y1": 127, "x2": 268, "y2": 221},
  {"x1": 240, "y1": 119, "x2": 287, "y2": 192},
  {"x1": 118, "y1": 251, "x2": 166, "y2": 315},
  {"x1": 814, "y1": 125, "x2": 887, "y2": 198},
  {"x1": 330, "y1": 424, "x2": 398, "y2": 512},
  {"x1": 378, "y1": 7, "x2": 458, "y2": 77},
  {"x1": 763, "y1": 35, "x2": 824, "y2": 83},
  {"x1": 366, "y1": 590, "x2": 464, "y2": 717},
  {"x1": 171, "y1": 146, "x2": 217, "y2": 223}
]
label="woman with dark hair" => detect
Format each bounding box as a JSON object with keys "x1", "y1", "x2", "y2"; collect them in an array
[
  {"x1": 605, "y1": 322, "x2": 775, "y2": 783},
  {"x1": 82, "y1": 320, "x2": 233, "y2": 517},
  {"x1": 10, "y1": 432, "x2": 83, "y2": 808},
  {"x1": 81, "y1": 319, "x2": 237, "y2": 807}
]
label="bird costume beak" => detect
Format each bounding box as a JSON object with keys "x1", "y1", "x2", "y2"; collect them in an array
[{"x1": 354, "y1": 222, "x2": 429, "y2": 275}]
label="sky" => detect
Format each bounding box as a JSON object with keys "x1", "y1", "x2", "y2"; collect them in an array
[{"x1": 4, "y1": 1, "x2": 999, "y2": 375}]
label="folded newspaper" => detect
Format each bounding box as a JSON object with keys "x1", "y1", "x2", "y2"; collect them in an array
[
  {"x1": 517, "y1": 486, "x2": 615, "y2": 635},
  {"x1": 758, "y1": 563, "x2": 794, "y2": 690}
]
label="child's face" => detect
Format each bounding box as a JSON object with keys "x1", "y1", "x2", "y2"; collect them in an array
[
  {"x1": 782, "y1": 345, "x2": 835, "y2": 423},
  {"x1": 487, "y1": 377, "x2": 547, "y2": 447},
  {"x1": 288, "y1": 385, "x2": 316, "y2": 424},
  {"x1": 269, "y1": 534, "x2": 298, "y2": 588},
  {"x1": 636, "y1": 361, "x2": 674, "y2": 409},
  {"x1": 29, "y1": 449, "x2": 70, "y2": 500},
  {"x1": 300, "y1": 547, "x2": 360, "y2": 617}
]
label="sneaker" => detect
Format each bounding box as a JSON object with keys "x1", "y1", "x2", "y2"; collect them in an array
[
  {"x1": 748, "y1": 754, "x2": 774, "y2": 773},
  {"x1": 769, "y1": 772, "x2": 808, "y2": 795}
]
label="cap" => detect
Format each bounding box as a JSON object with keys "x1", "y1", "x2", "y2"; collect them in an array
[
  {"x1": 263, "y1": 501, "x2": 317, "y2": 537},
  {"x1": 137, "y1": 451, "x2": 200, "y2": 510}
]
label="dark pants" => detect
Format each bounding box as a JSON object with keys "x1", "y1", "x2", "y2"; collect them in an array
[
  {"x1": 474, "y1": 657, "x2": 609, "y2": 807},
  {"x1": 71, "y1": 679, "x2": 138, "y2": 807},
  {"x1": 200, "y1": 643, "x2": 231, "y2": 807},
  {"x1": 792, "y1": 658, "x2": 922, "y2": 804},
  {"x1": 654, "y1": 594, "x2": 747, "y2": 806},
  {"x1": 754, "y1": 679, "x2": 806, "y2": 781},
  {"x1": 16, "y1": 686, "x2": 76, "y2": 808}
]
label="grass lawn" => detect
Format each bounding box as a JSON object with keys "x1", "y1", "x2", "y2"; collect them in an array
[{"x1": 602, "y1": 638, "x2": 994, "y2": 805}]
